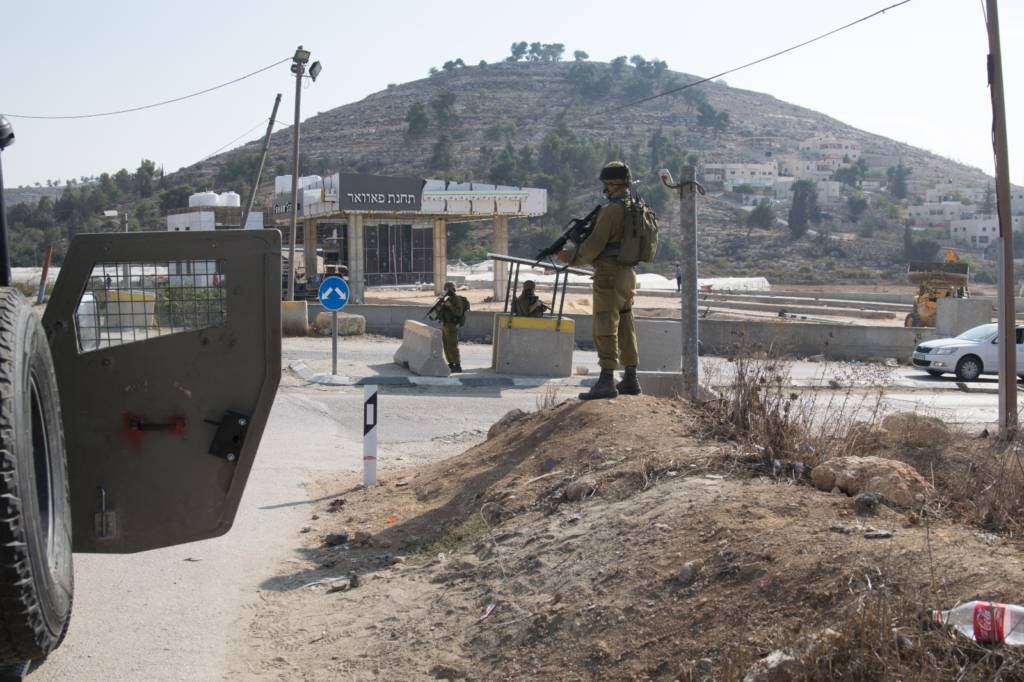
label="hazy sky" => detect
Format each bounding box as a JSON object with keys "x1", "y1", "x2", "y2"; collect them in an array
[{"x1": 2, "y1": 0, "x2": 1021, "y2": 187}]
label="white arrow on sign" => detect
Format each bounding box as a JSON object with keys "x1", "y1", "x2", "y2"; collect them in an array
[{"x1": 332, "y1": 287, "x2": 347, "y2": 300}]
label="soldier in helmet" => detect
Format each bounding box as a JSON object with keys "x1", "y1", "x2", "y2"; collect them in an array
[
  {"x1": 436, "y1": 282, "x2": 468, "y2": 373},
  {"x1": 558, "y1": 161, "x2": 641, "y2": 400},
  {"x1": 513, "y1": 280, "x2": 548, "y2": 317}
]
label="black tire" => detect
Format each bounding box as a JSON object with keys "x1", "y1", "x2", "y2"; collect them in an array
[
  {"x1": 0, "y1": 289, "x2": 73, "y2": 663},
  {"x1": 926, "y1": 370, "x2": 944, "y2": 377},
  {"x1": 955, "y1": 355, "x2": 983, "y2": 382}
]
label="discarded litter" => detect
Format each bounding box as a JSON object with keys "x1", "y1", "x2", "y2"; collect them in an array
[
  {"x1": 932, "y1": 601, "x2": 1024, "y2": 645},
  {"x1": 478, "y1": 603, "x2": 497, "y2": 622}
]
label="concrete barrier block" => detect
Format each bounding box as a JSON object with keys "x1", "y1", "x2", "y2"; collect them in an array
[
  {"x1": 635, "y1": 319, "x2": 683, "y2": 371},
  {"x1": 936, "y1": 298, "x2": 992, "y2": 337},
  {"x1": 492, "y1": 314, "x2": 575, "y2": 377},
  {"x1": 313, "y1": 311, "x2": 366, "y2": 336},
  {"x1": 394, "y1": 320, "x2": 450, "y2": 376},
  {"x1": 282, "y1": 301, "x2": 309, "y2": 337},
  {"x1": 637, "y1": 371, "x2": 717, "y2": 401}
]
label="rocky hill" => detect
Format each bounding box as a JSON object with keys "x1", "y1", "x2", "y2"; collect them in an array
[{"x1": 167, "y1": 60, "x2": 996, "y2": 283}]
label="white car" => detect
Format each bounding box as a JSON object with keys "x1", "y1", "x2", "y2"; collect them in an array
[{"x1": 911, "y1": 323, "x2": 1024, "y2": 381}]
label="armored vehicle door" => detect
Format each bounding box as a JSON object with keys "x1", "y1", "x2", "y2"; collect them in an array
[{"x1": 42, "y1": 230, "x2": 281, "y2": 553}]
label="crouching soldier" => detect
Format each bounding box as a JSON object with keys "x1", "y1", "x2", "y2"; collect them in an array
[{"x1": 514, "y1": 280, "x2": 548, "y2": 317}]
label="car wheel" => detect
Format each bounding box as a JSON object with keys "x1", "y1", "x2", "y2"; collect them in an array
[
  {"x1": 955, "y1": 355, "x2": 983, "y2": 382},
  {"x1": 926, "y1": 370, "x2": 944, "y2": 377},
  {"x1": 0, "y1": 288, "x2": 73, "y2": 663}
]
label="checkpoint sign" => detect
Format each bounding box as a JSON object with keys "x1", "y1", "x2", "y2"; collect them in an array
[{"x1": 318, "y1": 276, "x2": 350, "y2": 311}]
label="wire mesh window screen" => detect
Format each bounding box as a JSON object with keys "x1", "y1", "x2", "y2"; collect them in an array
[{"x1": 74, "y1": 260, "x2": 228, "y2": 353}]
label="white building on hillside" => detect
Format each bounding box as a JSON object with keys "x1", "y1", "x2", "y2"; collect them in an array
[
  {"x1": 908, "y1": 201, "x2": 973, "y2": 228},
  {"x1": 799, "y1": 135, "x2": 862, "y2": 163},
  {"x1": 702, "y1": 162, "x2": 778, "y2": 190},
  {"x1": 950, "y1": 214, "x2": 1024, "y2": 247}
]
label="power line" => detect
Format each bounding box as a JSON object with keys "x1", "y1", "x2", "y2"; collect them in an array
[
  {"x1": 3, "y1": 57, "x2": 291, "y2": 120},
  {"x1": 199, "y1": 118, "x2": 275, "y2": 162},
  {"x1": 602, "y1": 0, "x2": 913, "y2": 115}
]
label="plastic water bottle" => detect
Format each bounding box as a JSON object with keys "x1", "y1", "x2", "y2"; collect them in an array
[{"x1": 932, "y1": 601, "x2": 1024, "y2": 645}]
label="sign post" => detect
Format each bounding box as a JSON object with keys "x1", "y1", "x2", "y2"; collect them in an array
[
  {"x1": 317, "y1": 275, "x2": 350, "y2": 375},
  {"x1": 363, "y1": 385, "x2": 378, "y2": 487}
]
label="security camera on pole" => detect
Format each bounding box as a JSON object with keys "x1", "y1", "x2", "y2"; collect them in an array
[{"x1": 286, "y1": 46, "x2": 323, "y2": 301}]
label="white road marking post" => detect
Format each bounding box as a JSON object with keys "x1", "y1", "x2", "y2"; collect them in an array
[{"x1": 363, "y1": 385, "x2": 378, "y2": 487}]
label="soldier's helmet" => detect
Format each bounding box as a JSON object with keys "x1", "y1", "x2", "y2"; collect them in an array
[
  {"x1": 522, "y1": 280, "x2": 536, "y2": 291},
  {"x1": 443, "y1": 281, "x2": 456, "y2": 292},
  {"x1": 599, "y1": 161, "x2": 631, "y2": 184}
]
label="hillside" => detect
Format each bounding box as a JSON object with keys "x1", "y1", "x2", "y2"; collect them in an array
[{"x1": 167, "y1": 60, "x2": 993, "y2": 283}]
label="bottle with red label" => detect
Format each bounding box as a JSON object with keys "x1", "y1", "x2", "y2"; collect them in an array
[{"x1": 932, "y1": 601, "x2": 1024, "y2": 645}]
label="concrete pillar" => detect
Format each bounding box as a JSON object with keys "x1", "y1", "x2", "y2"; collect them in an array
[
  {"x1": 493, "y1": 215, "x2": 509, "y2": 302},
  {"x1": 432, "y1": 217, "x2": 447, "y2": 295},
  {"x1": 347, "y1": 213, "x2": 365, "y2": 303},
  {"x1": 303, "y1": 219, "x2": 318, "y2": 281}
]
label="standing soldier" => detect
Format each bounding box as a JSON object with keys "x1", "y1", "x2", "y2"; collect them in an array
[
  {"x1": 437, "y1": 282, "x2": 468, "y2": 373},
  {"x1": 558, "y1": 161, "x2": 641, "y2": 400},
  {"x1": 514, "y1": 280, "x2": 548, "y2": 317}
]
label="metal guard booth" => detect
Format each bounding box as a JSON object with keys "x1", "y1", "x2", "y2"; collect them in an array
[{"x1": 488, "y1": 253, "x2": 592, "y2": 377}]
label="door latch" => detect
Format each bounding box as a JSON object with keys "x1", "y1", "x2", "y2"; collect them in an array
[{"x1": 205, "y1": 411, "x2": 251, "y2": 462}]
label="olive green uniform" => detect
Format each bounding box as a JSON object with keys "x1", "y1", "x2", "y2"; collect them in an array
[
  {"x1": 514, "y1": 293, "x2": 545, "y2": 317},
  {"x1": 438, "y1": 295, "x2": 467, "y2": 365},
  {"x1": 570, "y1": 197, "x2": 639, "y2": 370}
]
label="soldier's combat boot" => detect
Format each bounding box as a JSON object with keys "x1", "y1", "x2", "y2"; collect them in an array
[
  {"x1": 451, "y1": 363, "x2": 463, "y2": 373},
  {"x1": 616, "y1": 366, "x2": 642, "y2": 395},
  {"x1": 579, "y1": 368, "x2": 618, "y2": 401}
]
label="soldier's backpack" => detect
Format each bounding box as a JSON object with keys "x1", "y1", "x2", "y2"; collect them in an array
[
  {"x1": 456, "y1": 295, "x2": 471, "y2": 326},
  {"x1": 617, "y1": 197, "x2": 659, "y2": 266}
]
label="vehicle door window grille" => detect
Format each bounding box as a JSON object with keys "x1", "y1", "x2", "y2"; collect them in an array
[{"x1": 74, "y1": 260, "x2": 227, "y2": 352}]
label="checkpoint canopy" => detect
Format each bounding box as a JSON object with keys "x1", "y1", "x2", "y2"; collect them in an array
[{"x1": 272, "y1": 173, "x2": 547, "y2": 303}]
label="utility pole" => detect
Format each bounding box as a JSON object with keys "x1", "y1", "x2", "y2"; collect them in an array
[
  {"x1": 242, "y1": 93, "x2": 282, "y2": 231},
  {"x1": 287, "y1": 47, "x2": 310, "y2": 301},
  {"x1": 0, "y1": 117, "x2": 12, "y2": 288},
  {"x1": 660, "y1": 166, "x2": 704, "y2": 401},
  {"x1": 986, "y1": 0, "x2": 1017, "y2": 439}
]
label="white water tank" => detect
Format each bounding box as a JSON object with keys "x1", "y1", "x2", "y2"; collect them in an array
[
  {"x1": 189, "y1": 191, "x2": 219, "y2": 208},
  {"x1": 219, "y1": 191, "x2": 241, "y2": 207}
]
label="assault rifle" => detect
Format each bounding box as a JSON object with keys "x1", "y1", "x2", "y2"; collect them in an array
[
  {"x1": 534, "y1": 205, "x2": 601, "y2": 264},
  {"x1": 425, "y1": 292, "x2": 453, "y2": 321}
]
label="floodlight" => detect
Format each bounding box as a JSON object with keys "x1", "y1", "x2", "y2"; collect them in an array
[
  {"x1": 309, "y1": 61, "x2": 322, "y2": 82},
  {"x1": 0, "y1": 117, "x2": 13, "y2": 151},
  {"x1": 293, "y1": 47, "x2": 311, "y2": 64}
]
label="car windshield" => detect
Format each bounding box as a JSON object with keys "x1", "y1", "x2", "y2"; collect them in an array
[{"x1": 956, "y1": 324, "x2": 998, "y2": 342}]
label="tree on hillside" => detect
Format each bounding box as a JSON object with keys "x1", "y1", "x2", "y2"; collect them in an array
[
  {"x1": 846, "y1": 195, "x2": 869, "y2": 223},
  {"x1": 610, "y1": 56, "x2": 628, "y2": 74},
  {"x1": 135, "y1": 159, "x2": 157, "y2": 198},
  {"x1": 430, "y1": 92, "x2": 458, "y2": 128},
  {"x1": 886, "y1": 162, "x2": 911, "y2": 200},
  {"x1": 747, "y1": 199, "x2": 776, "y2": 235},
  {"x1": 983, "y1": 184, "x2": 995, "y2": 214},
  {"x1": 431, "y1": 131, "x2": 456, "y2": 174},
  {"x1": 903, "y1": 225, "x2": 940, "y2": 261},
  {"x1": 405, "y1": 101, "x2": 429, "y2": 137},
  {"x1": 159, "y1": 184, "x2": 194, "y2": 213},
  {"x1": 696, "y1": 103, "x2": 729, "y2": 132},
  {"x1": 508, "y1": 41, "x2": 528, "y2": 62},
  {"x1": 788, "y1": 180, "x2": 819, "y2": 238},
  {"x1": 681, "y1": 87, "x2": 707, "y2": 112},
  {"x1": 442, "y1": 58, "x2": 465, "y2": 72},
  {"x1": 573, "y1": 50, "x2": 588, "y2": 61},
  {"x1": 568, "y1": 61, "x2": 611, "y2": 100}
]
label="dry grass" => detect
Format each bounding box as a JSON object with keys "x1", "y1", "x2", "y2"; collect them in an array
[{"x1": 535, "y1": 384, "x2": 563, "y2": 411}]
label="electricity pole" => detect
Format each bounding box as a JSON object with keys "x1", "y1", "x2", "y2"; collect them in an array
[
  {"x1": 286, "y1": 47, "x2": 309, "y2": 301},
  {"x1": 242, "y1": 93, "x2": 282, "y2": 231},
  {"x1": 661, "y1": 166, "x2": 704, "y2": 401},
  {"x1": 986, "y1": 0, "x2": 1016, "y2": 439}
]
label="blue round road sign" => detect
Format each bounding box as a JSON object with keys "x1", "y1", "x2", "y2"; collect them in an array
[{"x1": 318, "y1": 276, "x2": 350, "y2": 311}]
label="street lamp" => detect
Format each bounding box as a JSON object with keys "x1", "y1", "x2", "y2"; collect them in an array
[
  {"x1": 0, "y1": 116, "x2": 15, "y2": 287},
  {"x1": 286, "y1": 45, "x2": 323, "y2": 301}
]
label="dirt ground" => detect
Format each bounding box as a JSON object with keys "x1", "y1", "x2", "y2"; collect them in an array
[{"x1": 233, "y1": 396, "x2": 1024, "y2": 681}]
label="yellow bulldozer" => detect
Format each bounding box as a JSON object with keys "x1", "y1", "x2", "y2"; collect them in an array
[{"x1": 904, "y1": 248, "x2": 970, "y2": 327}]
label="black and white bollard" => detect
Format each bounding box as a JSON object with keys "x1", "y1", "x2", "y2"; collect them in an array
[{"x1": 363, "y1": 385, "x2": 378, "y2": 487}]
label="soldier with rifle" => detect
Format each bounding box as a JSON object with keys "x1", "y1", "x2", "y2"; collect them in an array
[
  {"x1": 426, "y1": 282, "x2": 469, "y2": 373},
  {"x1": 556, "y1": 161, "x2": 642, "y2": 400},
  {"x1": 513, "y1": 280, "x2": 548, "y2": 318}
]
